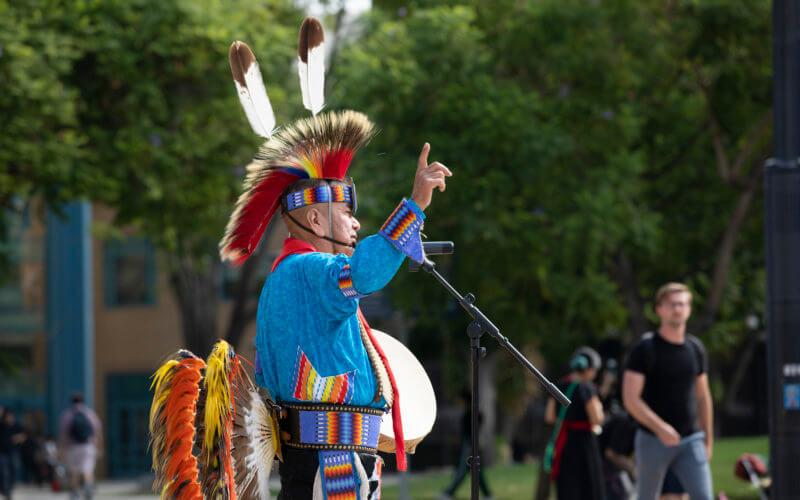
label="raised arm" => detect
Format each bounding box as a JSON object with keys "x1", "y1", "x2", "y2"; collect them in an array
[
  {"x1": 343, "y1": 142, "x2": 451, "y2": 289},
  {"x1": 622, "y1": 369, "x2": 679, "y2": 447},
  {"x1": 309, "y1": 143, "x2": 452, "y2": 318}
]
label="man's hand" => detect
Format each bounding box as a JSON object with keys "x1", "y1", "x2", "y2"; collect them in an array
[
  {"x1": 655, "y1": 423, "x2": 681, "y2": 447},
  {"x1": 705, "y1": 440, "x2": 713, "y2": 461},
  {"x1": 411, "y1": 143, "x2": 452, "y2": 211}
]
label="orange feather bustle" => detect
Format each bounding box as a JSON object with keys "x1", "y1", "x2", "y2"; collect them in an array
[
  {"x1": 149, "y1": 353, "x2": 205, "y2": 500},
  {"x1": 164, "y1": 357, "x2": 204, "y2": 500}
]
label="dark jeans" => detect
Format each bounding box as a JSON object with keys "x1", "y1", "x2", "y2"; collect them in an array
[
  {"x1": 442, "y1": 440, "x2": 492, "y2": 497},
  {"x1": 0, "y1": 453, "x2": 14, "y2": 498}
]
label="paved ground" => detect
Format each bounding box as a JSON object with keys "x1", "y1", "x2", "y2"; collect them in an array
[
  {"x1": 13, "y1": 480, "x2": 156, "y2": 500},
  {"x1": 11, "y1": 473, "x2": 407, "y2": 499}
]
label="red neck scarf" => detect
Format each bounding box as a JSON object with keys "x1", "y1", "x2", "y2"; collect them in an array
[{"x1": 271, "y1": 238, "x2": 407, "y2": 470}]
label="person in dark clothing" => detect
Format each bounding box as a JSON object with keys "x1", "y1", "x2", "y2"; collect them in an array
[
  {"x1": 0, "y1": 410, "x2": 26, "y2": 500},
  {"x1": 544, "y1": 347, "x2": 605, "y2": 500},
  {"x1": 439, "y1": 391, "x2": 493, "y2": 500},
  {"x1": 622, "y1": 282, "x2": 713, "y2": 500},
  {"x1": 600, "y1": 412, "x2": 637, "y2": 500}
]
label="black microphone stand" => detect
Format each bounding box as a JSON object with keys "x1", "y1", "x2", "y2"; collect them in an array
[{"x1": 417, "y1": 256, "x2": 570, "y2": 500}]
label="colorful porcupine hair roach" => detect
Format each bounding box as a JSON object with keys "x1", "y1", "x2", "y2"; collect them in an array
[
  {"x1": 219, "y1": 109, "x2": 375, "y2": 265},
  {"x1": 220, "y1": 17, "x2": 375, "y2": 266},
  {"x1": 149, "y1": 350, "x2": 206, "y2": 500}
]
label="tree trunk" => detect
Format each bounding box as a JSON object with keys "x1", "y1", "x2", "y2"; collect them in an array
[
  {"x1": 722, "y1": 330, "x2": 764, "y2": 414},
  {"x1": 171, "y1": 257, "x2": 220, "y2": 357},
  {"x1": 696, "y1": 175, "x2": 760, "y2": 332},
  {"x1": 610, "y1": 250, "x2": 649, "y2": 344},
  {"x1": 224, "y1": 244, "x2": 266, "y2": 351}
]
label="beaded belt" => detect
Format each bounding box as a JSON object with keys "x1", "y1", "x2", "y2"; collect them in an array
[{"x1": 279, "y1": 401, "x2": 384, "y2": 454}]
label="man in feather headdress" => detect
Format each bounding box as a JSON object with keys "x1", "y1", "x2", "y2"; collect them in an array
[
  {"x1": 217, "y1": 16, "x2": 451, "y2": 498},
  {"x1": 147, "y1": 19, "x2": 450, "y2": 500},
  {"x1": 217, "y1": 21, "x2": 451, "y2": 498},
  {"x1": 247, "y1": 137, "x2": 449, "y2": 499}
]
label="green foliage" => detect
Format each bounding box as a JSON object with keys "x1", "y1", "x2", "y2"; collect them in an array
[
  {"x1": 1, "y1": 0, "x2": 302, "y2": 261},
  {"x1": 334, "y1": 0, "x2": 772, "y2": 378},
  {"x1": 1, "y1": 0, "x2": 772, "y2": 399}
]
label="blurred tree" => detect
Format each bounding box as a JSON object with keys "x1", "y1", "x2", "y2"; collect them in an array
[
  {"x1": 0, "y1": 0, "x2": 303, "y2": 355},
  {"x1": 331, "y1": 0, "x2": 771, "y2": 420}
]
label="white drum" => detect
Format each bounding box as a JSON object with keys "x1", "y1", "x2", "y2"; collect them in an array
[{"x1": 370, "y1": 329, "x2": 437, "y2": 454}]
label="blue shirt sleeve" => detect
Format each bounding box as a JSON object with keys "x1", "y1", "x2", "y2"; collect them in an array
[
  {"x1": 295, "y1": 199, "x2": 426, "y2": 321},
  {"x1": 296, "y1": 233, "x2": 408, "y2": 321}
]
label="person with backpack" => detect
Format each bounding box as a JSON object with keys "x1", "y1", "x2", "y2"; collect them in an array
[
  {"x1": 622, "y1": 282, "x2": 714, "y2": 500},
  {"x1": 58, "y1": 392, "x2": 101, "y2": 500}
]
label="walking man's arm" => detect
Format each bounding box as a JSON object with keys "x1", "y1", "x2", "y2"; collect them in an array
[
  {"x1": 695, "y1": 373, "x2": 713, "y2": 459},
  {"x1": 622, "y1": 370, "x2": 680, "y2": 447}
]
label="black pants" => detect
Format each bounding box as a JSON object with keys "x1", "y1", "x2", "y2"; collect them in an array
[
  {"x1": 442, "y1": 440, "x2": 492, "y2": 497},
  {"x1": 0, "y1": 453, "x2": 13, "y2": 498},
  {"x1": 277, "y1": 448, "x2": 319, "y2": 499}
]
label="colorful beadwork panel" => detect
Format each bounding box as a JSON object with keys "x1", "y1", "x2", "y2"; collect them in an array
[
  {"x1": 293, "y1": 348, "x2": 356, "y2": 404},
  {"x1": 298, "y1": 410, "x2": 382, "y2": 448},
  {"x1": 320, "y1": 451, "x2": 360, "y2": 500},
  {"x1": 286, "y1": 185, "x2": 354, "y2": 211},
  {"x1": 379, "y1": 199, "x2": 424, "y2": 263},
  {"x1": 338, "y1": 265, "x2": 367, "y2": 299}
]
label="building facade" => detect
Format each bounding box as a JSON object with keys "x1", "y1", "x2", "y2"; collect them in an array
[{"x1": 0, "y1": 200, "x2": 285, "y2": 478}]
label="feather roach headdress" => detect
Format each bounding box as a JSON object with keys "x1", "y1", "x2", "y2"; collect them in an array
[{"x1": 220, "y1": 18, "x2": 376, "y2": 265}]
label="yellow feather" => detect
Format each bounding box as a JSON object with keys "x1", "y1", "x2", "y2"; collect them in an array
[{"x1": 204, "y1": 341, "x2": 233, "y2": 456}]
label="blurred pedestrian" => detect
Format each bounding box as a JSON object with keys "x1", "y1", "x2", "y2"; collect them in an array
[
  {"x1": 42, "y1": 434, "x2": 59, "y2": 490},
  {"x1": 0, "y1": 409, "x2": 25, "y2": 500},
  {"x1": 622, "y1": 282, "x2": 713, "y2": 500},
  {"x1": 18, "y1": 412, "x2": 44, "y2": 486},
  {"x1": 438, "y1": 390, "x2": 494, "y2": 500},
  {"x1": 599, "y1": 411, "x2": 636, "y2": 500},
  {"x1": 58, "y1": 392, "x2": 101, "y2": 500},
  {"x1": 544, "y1": 346, "x2": 605, "y2": 500}
]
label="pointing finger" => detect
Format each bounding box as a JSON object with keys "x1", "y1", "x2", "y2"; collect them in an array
[{"x1": 417, "y1": 143, "x2": 431, "y2": 171}]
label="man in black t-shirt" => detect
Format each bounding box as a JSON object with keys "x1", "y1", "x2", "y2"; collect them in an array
[{"x1": 622, "y1": 283, "x2": 714, "y2": 500}]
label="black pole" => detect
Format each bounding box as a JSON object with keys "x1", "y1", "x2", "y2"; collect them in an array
[
  {"x1": 469, "y1": 322, "x2": 483, "y2": 500},
  {"x1": 418, "y1": 258, "x2": 570, "y2": 499},
  {"x1": 766, "y1": 1, "x2": 800, "y2": 497},
  {"x1": 421, "y1": 260, "x2": 570, "y2": 406}
]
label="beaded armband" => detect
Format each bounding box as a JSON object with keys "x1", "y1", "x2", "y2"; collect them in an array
[
  {"x1": 338, "y1": 265, "x2": 367, "y2": 299},
  {"x1": 379, "y1": 199, "x2": 425, "y2": 263}
]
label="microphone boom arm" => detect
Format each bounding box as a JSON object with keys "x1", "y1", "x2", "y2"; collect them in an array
[{"x1": 419, "y1": 258, "x2": 571, "y2": 406}]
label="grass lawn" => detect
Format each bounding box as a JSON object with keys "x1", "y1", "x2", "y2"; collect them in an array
[{"x1": 380, "y1": 435, "x2": 768, "y2": 500}]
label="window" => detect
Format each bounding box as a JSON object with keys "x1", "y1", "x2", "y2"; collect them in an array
[{"x1": 104, "y1": 238, "x2": 155, "y2": 307}]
